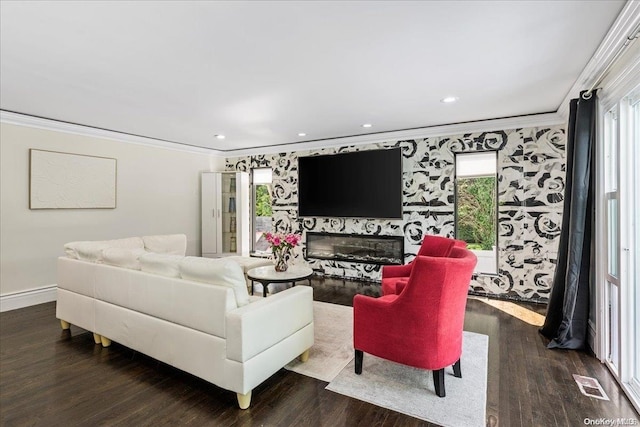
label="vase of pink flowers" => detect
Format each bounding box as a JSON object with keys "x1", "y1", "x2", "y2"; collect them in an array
[{"x1": 265, "y1": 232, "x2": 301, "y2": 272}]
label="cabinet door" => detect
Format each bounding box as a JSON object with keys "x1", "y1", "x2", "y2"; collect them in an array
[
  {"x1": 221, "y1": 173, "x2": 238, "y2": 253},
  {"x1": 202, "y1": 172, "x2": 249, "y2": 257},
  {"x1": 235, "y1": 172, "x2": 250, "y2": 256},
  {"x1": 201, "y1": 172, "x2": 219, "y2": 255}
]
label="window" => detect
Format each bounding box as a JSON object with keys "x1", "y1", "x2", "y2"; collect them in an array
[
  {"x1": 251, "y1": 168, "x2": 273, "y2": 254},
  {"x1": 599, "y1": 86, "x2": 640, "y2": 410},
  {"x1": 455, "y1": 151, "x2": 498, "y2": 274},
  {"x1": 631, "y1": 94, "x2": 640, "y2": 398}
]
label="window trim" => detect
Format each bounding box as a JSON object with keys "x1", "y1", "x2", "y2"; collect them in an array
[
  {"x1": 250, "y1": 167, "x2": 273, "y2": 255},
  {"x1": 453, "y1": 150, "x2": 499, "y2": 275}
]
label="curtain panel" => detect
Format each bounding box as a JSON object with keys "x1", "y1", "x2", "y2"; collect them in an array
[{"x1": 539, "y1": 90, "x2": 596, "y2": 350}]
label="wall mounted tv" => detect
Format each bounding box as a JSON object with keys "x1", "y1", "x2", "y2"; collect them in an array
[{"x1": 298, "y1": 147, "x2": 403, "y2": 219}]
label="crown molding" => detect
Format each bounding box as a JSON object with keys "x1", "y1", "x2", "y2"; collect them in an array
[
  {"x1": 598, "y1": 40, "x2": 640, "y2": 111},
  {"x1": 1, "y1": 109, "x2": 564, "y2": 159},
  {"x1": 0, "y1": 109, "x2": 566, "y2": 159},
  {"x1": 223, "y1": 112, "x2": 565, "y2": 157},
  {"x1": 0, "y1": 111, "x2": 224, "y2": 156},
  {"x1": 557, "y1": 0, "x2": 640, "y2": 119}
]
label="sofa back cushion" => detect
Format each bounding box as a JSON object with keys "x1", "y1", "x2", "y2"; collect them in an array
[
  {"x1": 139, "y1": 253, "x2": 183, "y2": 278},
  {"x1": 142, "y1": 234, "x2": 187, "y2": 256},
  {"x1": 180, "y1": 257, "x2": 249, "y2": 307},
  {"x1": 64, "y1": 237, "x2": 144, "y2": 262},
  {"x1": 92, "y1": 263, "x2": 236, "y2": 338},
  {"x1": 103, "y1": 247, "x2": 148, "y2": 270}
]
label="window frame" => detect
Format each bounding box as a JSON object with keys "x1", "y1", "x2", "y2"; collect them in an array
[
  {"x1": 250, "y1": 167, "x2": 273, "y2": 255},
  {"x1": 453, "y1": 150, "x2": 499, "y2": 275}
]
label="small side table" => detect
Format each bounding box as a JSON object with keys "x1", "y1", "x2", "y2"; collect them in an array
[{"x1": 246, "y1": 265, "x2": 313, "y2": 297}]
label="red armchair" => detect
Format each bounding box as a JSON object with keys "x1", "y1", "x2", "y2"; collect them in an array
[
  {"x1": 381, "y1": 235, "x2": 466, "y2": 295},
  {"x1": 354, "y1": 247, "x2": 477, "y2": 397}
]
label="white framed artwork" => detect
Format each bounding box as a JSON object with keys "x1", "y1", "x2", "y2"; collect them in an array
[{"x1": 29, "y1": 149, "x2": 117, "y2": 209}]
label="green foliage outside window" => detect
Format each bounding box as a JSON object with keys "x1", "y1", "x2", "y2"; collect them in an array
[
  {"x1": 255, "y1": 184, "x2": 272, "y2": 217},
  {"x1": 456, "y1": 177, "x2": 496, "y2": 250}
]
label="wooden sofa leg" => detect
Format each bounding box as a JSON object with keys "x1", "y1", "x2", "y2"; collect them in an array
[
  {"x1": 93, "y1": 333, "x2": 102, "y2": 344},
  {"x1": 355, "y1": 350, "x2": 363, "y2": 374},
  {"x1": 100, "y1": 336, "x2": 112, "y2": 347},
  {"x1": 237, "y1": 391, "x2": 252, "y2": 409},
  {"x1": 60, "y1": 319, "x2": 70, "y2": 330},
  {"x1": 453, "y1": 359, "x2": 462, "y2": 378},
  {"x1": 433, "y1": 368, "x2": 445, "y2": 397},
  {"x1": 300, "y1": 349, "x2": 310, "y2": 362}
]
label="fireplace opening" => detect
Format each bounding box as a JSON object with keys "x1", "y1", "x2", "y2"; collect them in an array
[{"x1": 305, "y1": 232, "x2": 404, "y2": 265}]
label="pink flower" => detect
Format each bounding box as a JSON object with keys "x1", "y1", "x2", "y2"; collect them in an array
[{"x1": 267, "y1": 232, "x2": 301, "y2": 251}]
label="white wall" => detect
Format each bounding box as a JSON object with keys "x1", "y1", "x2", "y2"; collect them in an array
[{"x1": 0, "y1": 122, "x2": 224, "y2": 296}]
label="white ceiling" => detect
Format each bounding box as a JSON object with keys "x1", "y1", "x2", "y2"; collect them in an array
[{"x1": 0, "y1": 1, "x2": 626, "y2": 152}]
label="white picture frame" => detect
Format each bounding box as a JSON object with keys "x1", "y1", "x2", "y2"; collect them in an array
[{"x1": 29, "y1": 149, "x2": 117, "y2": 209}]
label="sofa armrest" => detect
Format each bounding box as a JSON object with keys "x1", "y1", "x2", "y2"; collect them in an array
[
  {"x1": 381, "y1": 263, "x2": 413, "y2": 279},
  {"x1": 226, "y1": 286, "x2": 314, "y2": 362}
]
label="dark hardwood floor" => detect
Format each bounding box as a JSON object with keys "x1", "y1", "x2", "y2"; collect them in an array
[{"x1": 1, "y1": 277, "x2": 638, "y2": 426}]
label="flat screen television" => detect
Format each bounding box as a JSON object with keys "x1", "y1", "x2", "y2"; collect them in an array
[{"x1": 298, "y1": 147, "x2": 403, "y2": 219}]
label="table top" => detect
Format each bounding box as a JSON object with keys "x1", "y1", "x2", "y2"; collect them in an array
[{"x1": 247, "y1": 265, "x2": 314, "y2": 282}]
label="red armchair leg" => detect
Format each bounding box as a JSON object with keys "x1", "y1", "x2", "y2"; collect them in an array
[
  {"x1": 355, "y1": 350, "x2": 363, "y2": 374},
  {"x1": 453, "y1": 359, "x2": 461, "y2": 378},
  {"x1": 433, "y1": 368, "x2": 445, "y2": 397}
]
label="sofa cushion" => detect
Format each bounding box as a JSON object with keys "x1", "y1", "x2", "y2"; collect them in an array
[
  {"x1": 142, "y1": 234, "x2": 187, "y2": 256},
  {"x1": 180, "y1": 257, "x2": 249, "y2": 307},
  {"x1": 102, "y1": 247, "x2": 148, "y2": 270},
  {"x1": 139, "y1": 253, "x2": 183, "y2": 278},
  {"x1": 65, "y1": 237, "x2": 144, "y2": 262}
]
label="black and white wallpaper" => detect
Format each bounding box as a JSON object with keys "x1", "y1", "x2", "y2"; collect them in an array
[{"x1": 226, "y1": 125, "x2": 566, "y2": 303}]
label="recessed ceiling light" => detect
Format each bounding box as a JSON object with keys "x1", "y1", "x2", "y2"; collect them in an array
[
  {"x1": 441, "y1": 96, "x2": 459, "y2": 103},
  {"x1": 215, "y1": 134, "x2": 226, "y2": 140},
  {"x1": 362, "y1": 123, "x2": 372, "y2": 128},
  {"x1": 298, "y1": 133, "x2": 307, "y2": 137}
]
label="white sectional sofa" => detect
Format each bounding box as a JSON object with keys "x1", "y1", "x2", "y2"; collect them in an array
[{"x1": 56, "y1": 234, "x2": 314, "y2": 409}]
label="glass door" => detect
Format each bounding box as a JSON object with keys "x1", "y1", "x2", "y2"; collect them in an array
[
  {"x1": 603, "y1": 107, "x2": 620, "y2": 373},
  {"x1": 221, "y1": 173, "x2": 237, "y2": 253},
  {"x1": 628, "y1": 93, "x2": 640, "y2": 400},
  {"x1": 601, "y1": 87, "x2": 640, "y2": 412}
]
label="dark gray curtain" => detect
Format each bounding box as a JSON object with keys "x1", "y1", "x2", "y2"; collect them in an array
[{"x1": 539, "y1": 90, "x2": 596, "y2": 350}]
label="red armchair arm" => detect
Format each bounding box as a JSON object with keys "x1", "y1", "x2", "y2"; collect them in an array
[
  {"x1": 354, "y1": 291, "x2": 441, "y2": 369},
  {"x1": 353, "y1": 294, "x2": 402, "y2": 351},
  {"x1": 395, "y1": 280, "x2": 408, "y2": 295},
  {"x1": 381, "y1": 263, "x2": 413, "y2": 279}
]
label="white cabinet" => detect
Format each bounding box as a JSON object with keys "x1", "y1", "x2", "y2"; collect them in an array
[{"x1": 201, "y1": 172, "x2": 250, "y2": 257}]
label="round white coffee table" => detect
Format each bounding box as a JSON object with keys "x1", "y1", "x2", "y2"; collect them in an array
[{"x1": 247, "y1": 265, "x2": 313, "y2": 297}]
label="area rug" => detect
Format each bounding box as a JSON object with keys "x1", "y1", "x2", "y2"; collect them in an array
[
  {"x1": 326, "y1": 331, "x2": 488, "y2": 427},
  {"x1": 285, "y1": 301, "x2": 354, "y2": 382}
]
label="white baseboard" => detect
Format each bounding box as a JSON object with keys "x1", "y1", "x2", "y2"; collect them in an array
[{"x1": 0, "y1": 285, "x2": 57, "y2": 313}]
